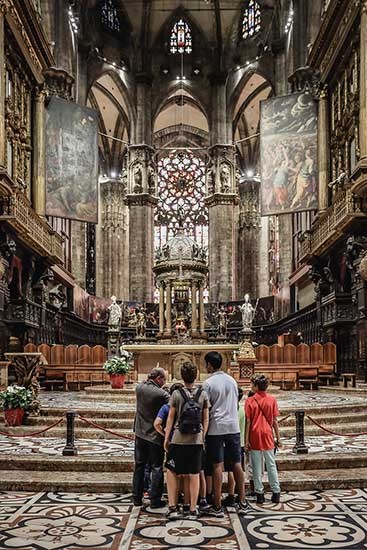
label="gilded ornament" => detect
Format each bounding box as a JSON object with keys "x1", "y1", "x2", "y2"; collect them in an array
[{"x1": 238, "y1": 340, "x2": 256, "y2": 359}]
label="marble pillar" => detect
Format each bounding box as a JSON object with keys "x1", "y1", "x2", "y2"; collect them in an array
[
  {"x1": 206, "y1": 143, "x2": 239, "y2": 302},
  {"x1": 127, "y1": 74, "x2": 157, "y2": 301},
  {"x1": 165, "y1": 282, "x2": 172, "y2": 335},
  {"x1": 207, "y1": 73, "x2": 239, "y2": 301},
  {"x1": 199, "y1": 284, "x2": 205, "y2": 334},
  {"x1": 71, "y1": 221, "x2": 87, "y2": 288},
  {"x1": 191, "y1": 282, "x2": 198, "y2": 335},
  {"x1": 32, "y1": 88, "x2": 46, "y2": 215},
  {"x1": 317, "y1": 87, "x2": 329, "y2": 212},
  {"x1": 127, "y1": 192, "x2": 156, "y2": 301},
  {"x1": 159, "y1": 283, "x2": 165, "y2": 334},
  {"x1": 96, "y1": 178, "x2": 129, "y2": 300}
]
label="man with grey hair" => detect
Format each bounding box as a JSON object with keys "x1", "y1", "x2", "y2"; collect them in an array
[{"x1": 133, "y1": 367, "x2": 169, "y2": 508}]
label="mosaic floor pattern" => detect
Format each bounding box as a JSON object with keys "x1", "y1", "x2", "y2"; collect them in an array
[
  {"x1": 1, "y1": 432, "x2": 366, "y2": 457},
  {"x1": 1, "y1": 490, "x2": 367, "y2": 549},
  {"x1": 38, "y1": 390, "x2": 367, "y2": 412}
]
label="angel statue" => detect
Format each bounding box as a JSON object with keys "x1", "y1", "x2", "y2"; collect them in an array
[
  {"x1": 108, "y1": 295, "x2": 122, "y2": 328},
  {"x1": 240, "y1": 293, "x2": 257, "y2": 329}
]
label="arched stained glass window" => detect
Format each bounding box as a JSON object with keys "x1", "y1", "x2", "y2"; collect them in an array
[
  {"x1": 155, "y1": 151, "x2": 208, "y2": 248},
  {"x1": 242, "y1": 0, "x2": 261, "y2": 39},
  {"x1": 170, "y1": 19, "x2": 192, "y2": 54},
  {"x1": 100, "y1": 0, "x2": 121, "y2": 33}
]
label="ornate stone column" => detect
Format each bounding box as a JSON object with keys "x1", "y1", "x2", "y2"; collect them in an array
[
  {"x1": 159, "y1": 282, "x2": 165, "y2": 334},
  {"x1": 206, "y1": 145, "x2": 239, "y2": 302},
  {"x1": 351, "y1": 1, "x2": 367, "y2": 193},
  {"x1": 0, "y1": 4, "x2": 5, "y2": 169},
  {"x1": 317, "y1": 86, "x2": 329, "y2": 212},
  {"x1": 207, "y1": 73, "x2": 239, "y2": 301},
  {"x1": 199, "y1": 284, "x2": 205, "y2": 334},
  {"x1": 238, "y1": 179, "x2": 261, "y2": 298},
  {"x1": 191, "y1": 282, "x2": 198, "y2": 335},
  {"x1": 127, "y1": 73, "x2": 157, "y2": 301},
  {"x1": 96, "y1": 177, "x2": 129, "y2": 299},
  {"x1": 32, "y1": 87, "x2": 46, "y2": 215},
  {"x1": 165, "y1": 282, "x2": 172, "y2": 335}
]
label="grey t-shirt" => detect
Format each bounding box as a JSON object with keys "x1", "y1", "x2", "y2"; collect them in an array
[
  {"x1": 169, "y1": 386, "x2": 209, "y2": 445},
  {"x1": 203, "y1": 371, "x2": 240, "y2": 435}
]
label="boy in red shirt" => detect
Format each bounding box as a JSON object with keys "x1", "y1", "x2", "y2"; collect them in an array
[{"x1": 245, "y1": 374, "x2": 282, "y2": 504}]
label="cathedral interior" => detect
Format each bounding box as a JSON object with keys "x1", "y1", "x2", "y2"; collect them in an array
[{"x1": 1, "y1": 1, "x2": 367, "y2": 549}]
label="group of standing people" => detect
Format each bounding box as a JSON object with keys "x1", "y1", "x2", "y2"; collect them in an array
[{"x1": 132, "y1": 352, "x2": 281, "y2": 519}]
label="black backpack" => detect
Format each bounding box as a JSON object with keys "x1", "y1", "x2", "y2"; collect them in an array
[{"x1": 177, "y1": 386, "x2": 203, "y2": 434}]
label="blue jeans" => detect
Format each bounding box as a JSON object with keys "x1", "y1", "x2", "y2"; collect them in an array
[{"x1": 250, "y1": 449, "x2": 280, "y2": 494}]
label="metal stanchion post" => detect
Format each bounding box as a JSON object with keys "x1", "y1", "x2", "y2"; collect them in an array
[
  {"x1": 292, "y1": 410, "x2": 308, "y2": 454},
  {"x1": 62, "y1": 411, "x2": 78, "y2": 456}
]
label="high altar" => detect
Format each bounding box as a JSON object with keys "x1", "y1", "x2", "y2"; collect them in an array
[{"x1": 114, "y1": 222, "x2": 256, "y2": 381}]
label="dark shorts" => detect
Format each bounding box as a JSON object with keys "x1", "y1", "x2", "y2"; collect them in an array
[
  {"x1": 224, "y1": 445, "x2": 245, "y2": 471},
  {"x1": 206, "y1": 433, "x2": 242, "y2": 467},
  {"x1": 202, "y1": 449, "x2": 212, "y2": 476},
  {"x1": 165, "y1": 444, "x2": 203, "y2": 475}
]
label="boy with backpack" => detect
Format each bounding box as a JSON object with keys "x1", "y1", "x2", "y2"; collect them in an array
[{"x1": 164, "y1": 361, "x2": 209, "y2": 520}]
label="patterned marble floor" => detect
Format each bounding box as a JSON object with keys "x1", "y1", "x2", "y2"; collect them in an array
[
  {"x1": 1, "y1": 490, "x2": 367, "y2": 549},
  {"x1": 1, "y1": 432, "x2": 366, "y2": 457},
  {"x1": 38, "y1": 390, "x2": 367, "y2": 412}
]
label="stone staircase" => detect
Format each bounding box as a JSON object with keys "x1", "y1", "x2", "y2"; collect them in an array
[{"x1": 1, "y1": 385, "x2": 367, "y2": 492}]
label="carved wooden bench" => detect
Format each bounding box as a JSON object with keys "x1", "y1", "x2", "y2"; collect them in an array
[{"x1": 43, "y1": 366, "x2": 109, "y2": 391}]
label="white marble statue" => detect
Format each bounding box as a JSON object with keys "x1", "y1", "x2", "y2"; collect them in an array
[
  {"x1": 240, "y1": 293, "x2": 256, "y2": 329},
  {"x1": 108, "y1": 295, "x2": 122, "y2": 328}
]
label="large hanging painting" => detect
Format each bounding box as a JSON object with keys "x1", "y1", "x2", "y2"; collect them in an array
[
  {"x1": 260, "y1": 93, "x2": 318, "y2": 216},
  {"x1": 45, "y1": 97, "x2": 98, "y2": 222}
]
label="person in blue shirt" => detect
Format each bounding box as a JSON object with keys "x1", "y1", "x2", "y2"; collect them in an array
[{"x1": 154, "y1": 383, "x2": 183, "y2": 437}]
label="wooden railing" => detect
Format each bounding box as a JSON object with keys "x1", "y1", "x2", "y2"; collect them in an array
[
  {"x1": 299, "y1": 188, "x2": 367, "y2": 261},
  {"x1": 0, "y1": 192, "x2": 64, "y2": 264}
]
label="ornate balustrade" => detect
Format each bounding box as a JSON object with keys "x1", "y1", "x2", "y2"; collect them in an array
[
  {"x1": 299, "y1": 189, "x2": 367, "y2": 261},
  {"x1": 0, "y1": 192, "x2": 64, "y2": 264}
]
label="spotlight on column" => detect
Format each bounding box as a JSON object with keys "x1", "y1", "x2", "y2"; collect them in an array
[
  {"x1": 111, "y1": 171, "x2": 117, "y2": 178},
  {"x1": 246, "y1": 169, "x2": 254, "y2": 178}
]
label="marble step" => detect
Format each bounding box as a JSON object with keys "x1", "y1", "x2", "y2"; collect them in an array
[
  {"x1": 77, "y1": 394, "x2": 137, "y2": 402},
  {"x1": 40, "y1": 407, "x2": 136, "y2": 419},
  {"x1": 25, "y1": 416, "x2": 134, "y2": 429},
  {"x1": 0, "y1": 424, "x2": 134, "y2": 439},
  {"x1": 2, "y1": 423, "x2": 365, "y2": 439},
  {"x1": 279, "y1": 402, "x2": 367, "y2": 416},
  {"x1": 0, "y1": 455, "x2": 134, "y2": 472},
  {"x1": 0, "y1": 467, "x2": 367, "y2": 492},
  {"x1": 1, "y1": 451, "x2": 366, "y2": 474},
  {"x1": 279, "y1": 410, "x2": 367, "y2": 427},
  {"x1": 281, "y1": 421, "x2": 367, "y2": 437},
  {"x1": 23, "y1": 411, "x2": 367, "y2": 432},
  {"x1": 83, "y1": 386, "x2": 136, "y2": 395}
]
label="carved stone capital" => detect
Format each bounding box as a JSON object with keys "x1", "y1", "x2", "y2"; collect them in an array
[
  {"x1": 126, "y1": 193, "x2": 158, "y2": 207},
  {"x1": 43, "y1": 67, "x2": 74, "y2": 101},
  {"x1": 205, "y1": 193, "x2": 239, "y2": 207},
  {"x1": 288, "y1": 66, "x2": 321, "y2": 96}
]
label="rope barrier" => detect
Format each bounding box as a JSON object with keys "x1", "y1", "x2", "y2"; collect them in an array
[
  {"x1": 78, "y1": 414, "x2": 135, "y2": 441},
  {"x1": 278, "y1": 414, "x2": 292, "y2": 424},
  {"x1": 0, "y1": 418, "x2": 63, "y2": 438},
  {"x1": 306, "y1": 415, "x2": 367, "y2": 437}
]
